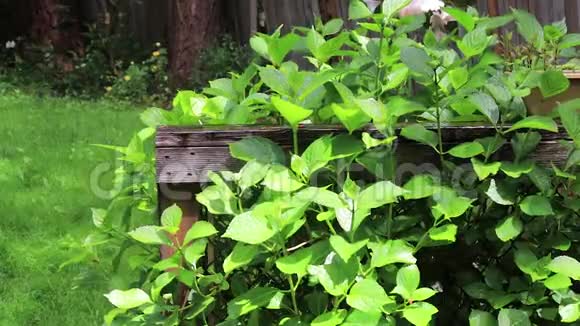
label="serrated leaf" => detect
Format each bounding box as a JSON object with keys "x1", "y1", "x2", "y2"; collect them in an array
[
  {"x1": 519, "y1": 195, "x2": 554, "y2": 216},
  {"x1": 459, "y1": 28, "x2": 490, "y2": 58},
  {"x1": 184, "y1": 239, "x2": 208, "y2": 265},
  {"x1": 513, "y1": 9, "x2": 544, "y2": 49},
  {"x1": 495, "y1": 216, "x2": 523, "y2": 242},
  {"x1": 357, "y1": 181, "x2": 406, "y2": 210},
  {"x1": 433, "y1": 187, "x2": 473, "y2": 219},
  {"x1": 308, "y1": 254, "x2": 359, "y2": 296},
  {"x1": 331, "y1": 103, "x2": 370, "y2": 133},
  {"x1": 560, "y1": 33, "x2": 580, "y2": 49},
  {"x1": 160, "y1": 204, "x2": 182, "y2": 233},
  {"x1": 500, "y1": 161, "x2": 534, "y2": 178},
  {"x1": 401, "y1": 47, "x2": 434, "y2": 77},
  {"x1": 349, "y1": 0, "x2": 372, "y2": 20},
  {"x1": 412, "y1": 288, "x2": 437, "y2": 301},
  {"x1": 383, "y1": 0, "x2": 412, "y2": 19},
  {"x1": 558, "y1": 99, "x2": 580, "y2": 146},
  {"x1": 444, "y1": 8, "x2": 475, "y2": 31},
  {"x1": 448, "y1": 67, "x2": 469, "y2": 89}
]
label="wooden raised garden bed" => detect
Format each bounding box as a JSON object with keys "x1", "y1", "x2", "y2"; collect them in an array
[{"x1": 155, "y1": 124, "x2": 571, "y2": 242}]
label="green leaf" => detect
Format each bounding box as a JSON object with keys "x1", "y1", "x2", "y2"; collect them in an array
[
  {"x1": 471, "y1": 158, "x2": 501, "y2": 180},
  {"x1": 308, "y1": 254, "x2": 358, "y2": 296},
  {"x1": 448, "y1": 142, "x2": 484, "y2": 158},
  {"x1": 239, "y1": 160, "x2": 270, "y2": 192},
  {"x1": 331, "y1": 103, "x2": 370, "y2": 133},
  {"x1": 401, "y1": 124, "x2": 439, "y2": 151},
  {"x1": 444, "y1": 8, "x2": 475, "y2": 31},
  {"x1": 250, "y1": 36, "x2": 269, "y2": 60},
  {"x1": 559, "y1": 33, "x2": 580, "y2": 50},
  {"x1": 312, "y1": 310, "x2": 348, "y2": 326},
  {"x1": 223, "y1": 243, "x2": 260, "y2": 274},
  {"x1": 295, "y1": 187, "x2": 345, "y2": 209},
  {"x1": 384, "y1": 64, "x2": 410, "y2": 91},
  {"x1": 357, "y1": 181, "x2": 406, "y2": 210},
  {"x1": 401, "y1": 47, "x2": 434, "y2": 77},
  {"x1": 510, "y1": 132, "x2": 542, "y2": 162},
  {"x1": 514, "y1": 246, "x2": 550, "y2": 282},
  {"x1": 403, "y1": 175, "x2": 436, "y2": 200},
  {"x1": 184, "y1": 221, "x2": 218, "y2": 245},
  {"x1": 500, "y1": 161, "x2": 534, "y2": 178},
  {"x1": 544, "y1": 273, "x2": 572, "y2": 290},
  {"x1": 223, "y1": 211, "x2": 276, "y2": 244},
  {"x1": 151, "y1": 273, "x2": 176, "y2": 301},
  {"x1": 227, "y1": 287, "x2": 284, "y2": 319},
  {"x1": 519, "y1": 195, "x2": 554, "y2": 216},
  {"x1": 369, "y1": 240, "x2": 416, "y2": 268},
  {"x1": 498, "y1": 309, "x2": 530, "y2": 326},
  {"x1": 382, "y1": 0, "x2": 412, "y2": 19},
  {"x1": 513, "y1": 9, "x2": 544, "y2": 49},
  {"x1": 349, "y1": 0, "x2": 372, "y2": 20},
  {"x1": 558, "y1": 99, "x2": 580, "y2": 146},
  {"x1": 448, "y1": 67, "x2": 469, "y2": 90},
  {"x1": 486, "y1": 179, "x2": 515, "y2": 205},
  {"x1": 495, "y1": 216, "x2": 523, "y2": 242},
  {"x1": 477, "y1": 135, "x2": 506, "y2": 161},
  {"x1": 392, "y1": 264, "x2": 420, "y2": 300},
  {"x1": 432, "y1": 187, "x2": 473, "y2": 219},
  {"x1": 184, "y1": 239, "x2": 208, "y2": 265},
  {"x1": 559, "y1": 303, "x2": 580, "y2": 323},
  {"x1": 469, "y1": 310, "x2": 497, "y2": 326},
  {"x1": 323, "y1": 18, "x2": 344, "y2": 36},
  {"x1": 329, "y1": 236, "x2": 368, "y2": 262},
  {"x1": 469, "y1": 92, "x2": 499, "y2": 126},
  {"x1": 271, "y1": 96, "x2": 313, "y2": 128},
  {"x1": 229, "y1": 137, "x2": 286, "y2": 165},
  {"x1": 506, "y1": 116, "x2": 558, "y2": 133},
  {"x1": 276, "y1": 241, "x2": 329, "y2": 276},
  {"x1": 547, "y1": 256, "x2": 580, "y2": 280},
  {"x1": 459, "y1": 28, "x2": 490, "y2": 58},
  {"x1": 129, "y1": 226, "x2": 171, "y2": 245},
  {"x1": 402, "y1": 302, "x2": 438, "y2": 326},
  {"x1": 539, "y1": 70, "x2": 570, "y2": 98},
  {"x1": 262, "y1": 165, "x2": 304, "y2": 192},
  {"x1": 429, "y1": 224, "x2": 458, "y2": 242},
  {"x1": 411, "y1": 288, "x2": 437, "y2": 301},
  {"x1": 160, "y1": 204, "x2": 182, "y2": 233},
  {"x1": 104, "y1": 289, "x2": 152, "y2": 310},
  {"x1": 347, "y1": 279, "x2": 393, "y2": 313},
  {"x1": 362, "y1": 132, "x2": 397, "y2": 149},
  {"x1": 343, "y1": 310, "x2": 382, "y2": 326}
]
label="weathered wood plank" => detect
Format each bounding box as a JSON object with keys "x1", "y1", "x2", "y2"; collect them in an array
[{"x1": 155, "y1": 125, "x2": 571, "y2": 183}]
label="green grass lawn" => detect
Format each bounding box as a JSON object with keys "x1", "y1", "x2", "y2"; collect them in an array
[{"x1": 0, "y1": 94, "x2": 143, "y2": 325}]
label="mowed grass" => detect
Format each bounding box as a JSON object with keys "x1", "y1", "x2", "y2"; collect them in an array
[{"x1": 0, "y1": 94, "x2": 143, "y2": 325}]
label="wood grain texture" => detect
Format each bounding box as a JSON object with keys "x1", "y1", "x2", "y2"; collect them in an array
[{"x1": 156, "y1": 124, "x2": 572, "y2": 183}]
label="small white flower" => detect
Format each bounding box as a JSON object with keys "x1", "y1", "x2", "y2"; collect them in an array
[
  {"x1": 5, "y1": 40, "x2": 16, "y2": 49},
  {"x1": 400, "y1": 0, "x2": 445, "y2": 16}
]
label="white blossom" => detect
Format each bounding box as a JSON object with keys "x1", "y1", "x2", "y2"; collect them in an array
[
  {"x1": 400, "y1": 0, "x2": 445, "y2": 17},
  {"x1": 5, "y1": 40, "x2": 16, "y2": 49}
]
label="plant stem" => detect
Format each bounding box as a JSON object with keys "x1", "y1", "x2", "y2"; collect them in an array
[
  {"x1": 292, "y1": 128, "x2": 299, "y2": 154},
  {"x1": 279, "y1": 235, "x2": 300, "y2": 315},
  {"x1": 374, "y1": 21, "x2": 386, "y2": 97},
  {"x1": 433, "y1": 71, "x2": 445, "y2": 175}
]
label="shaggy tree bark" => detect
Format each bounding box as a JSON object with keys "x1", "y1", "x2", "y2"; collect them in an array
[{"x1": 168, "y1": 0, "x2": 224, "y2": 88}]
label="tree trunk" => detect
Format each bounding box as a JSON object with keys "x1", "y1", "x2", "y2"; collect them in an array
[
  {"x1": 318, "y1": 0, "x2": 348, "y2": 22},
  {"x1": 168, "y1": 0, "x2": 224, "y2": 88},
  {"x1": 29, "y1": 0, "x2": 58, "y2": 45},
  {"x1": 262, "y1": 0, "x2": 319, "y2": 33}
]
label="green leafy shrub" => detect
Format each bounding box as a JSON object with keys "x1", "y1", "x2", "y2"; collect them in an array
[{"x1": 84, "y1": 1, "x2": 580, "y2": 325}]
